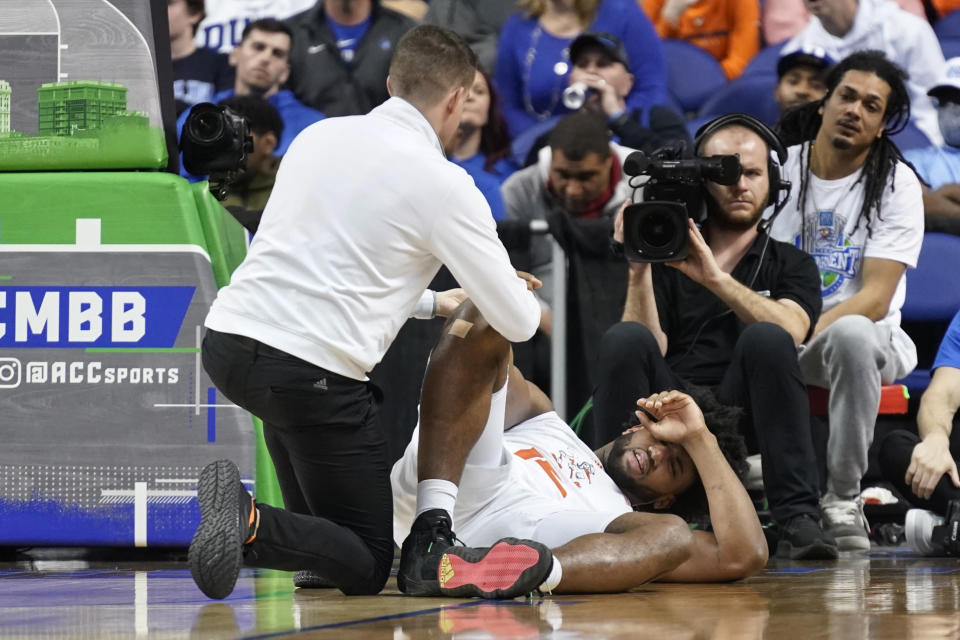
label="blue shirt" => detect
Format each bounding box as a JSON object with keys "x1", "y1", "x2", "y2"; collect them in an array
[
  {"x1": 904, "y1": 145, "x2": 960, "y2": 190},
  {"x1": 328, "y1": 16, "x2": 372, "y2": 65},
  {"x1": 494, "y1": 0, "x2": 667, "y2": 139},
  {"x1": 452, "y1": 154, "x2": 517, "y2": 221},
  {"x1": 934, "y1": 308, "x2": 960, "y2": 371}
]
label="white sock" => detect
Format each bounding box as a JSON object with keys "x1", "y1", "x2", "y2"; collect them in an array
[
  {"x1": 539, "y1": 556, "x2": 562, "y2": 593},
  {"x1": 416, "y1": 479, "x2": 459, "y2": 523}
]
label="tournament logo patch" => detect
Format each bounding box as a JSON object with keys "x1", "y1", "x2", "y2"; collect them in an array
[{"x1": 800, "y1": 210, "x2": 862, "y2": 297}]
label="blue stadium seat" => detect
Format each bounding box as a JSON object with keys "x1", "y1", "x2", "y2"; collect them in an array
[
  {"x1": 940, "y1": 36, "x2": 960, "y2": 59},
  {"x1": 696, "y1": 75, "x2": 780, "y2": 126},
  {"x1": 890, "y1": 121, "x2": 932, "y2": 151},
  {"x1": 897, "y1": 233, "x2": 960, "y2": 392},
  {"x1": 741, "y1": 42, "x2": 786, "y2": 78},
  {"x1": 935, "y1": 10, "x2": 960, "y2": 40},
  {"x1": 661, "y1": 39, "x2": 728, "y2": 114}
]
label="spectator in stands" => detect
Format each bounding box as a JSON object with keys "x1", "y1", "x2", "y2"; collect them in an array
[
  {"x1": 218, "y1": 95, "x2": 284, "y2": 234},
  {"x1": 177, "y1": 18, "x2": 324, "y2": 174},
  {"x1": 285, "y1": 0, "x2": 415, "y2": 116},
  {"x1": 194, "y1": 0, "x2": 314, "y2": 53},
  {"x1": 593, "y1": 114, "x2": 836, "y2": 561},
  {"x1": 422, "y1": 0, "x2": 518, "y2": 72},
  {"x1": 495, "y1": 0, "x2": 667, "y2": 140},
  {"x1": 773, "y1": 50, "x2": 925, "y2": 552},
  {"x1": 169, "y1": 0, "x2": 233, "y2": 115},
  {"x1": 878, "y1": 308, "x2": 960, "y2": 556},
  {"x1": 521, "y1": 32, "x2": 691, "y2": 166},
  {"x1": 781, "y1": 0, "x2": 947, "y2": 144},
  {"x1": 450, "y1": 71, "x2": 516, "y2": 221},
  {"x1": 762, "y1": 0, "x2": 926, "y2": 46},
  {"x1": 641, "y1": 0, "x2": 761, "y2": 80},
  {"x1": 774, "y1": 47, "x2": 834, "y2": 117},
  {"x1": 904, "y1": 57, "x2": 960, "y2": 235},
  {"x1": 502, "y1": 112, "x2": 634, "y2": 322}
]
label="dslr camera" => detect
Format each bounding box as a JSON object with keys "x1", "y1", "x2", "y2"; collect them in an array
[
  {"x1": 180, "y1": 102, "x2": 253, "y2": 200},
  {"x1": 620, "y1": 145, "x2": 741, "y2": 262}
]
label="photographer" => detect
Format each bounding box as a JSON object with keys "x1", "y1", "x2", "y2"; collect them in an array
[{"x1": 590, "y1": 114, "x2": 837, "y2": 560}]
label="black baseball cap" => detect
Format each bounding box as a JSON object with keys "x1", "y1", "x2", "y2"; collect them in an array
[
  {"x1": 569, "y1": 32, "x2": 630, "y2": 71},
  {"x1": 777, "y1": 46, "x2": 835, "y2": 78}
]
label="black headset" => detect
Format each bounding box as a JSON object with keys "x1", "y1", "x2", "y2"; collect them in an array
[{"x1": 693, "y1": 113, "x2": 791, "y2": 212}]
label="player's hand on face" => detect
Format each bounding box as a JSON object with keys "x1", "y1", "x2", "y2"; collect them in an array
[
  {"x1": 435, "y1": 288, "x2": 468, "y2": 317},
  {"x1": 516, "y1": 270, "x2": 542, "y2": 291},
  {"x1": 633, "y1": 390, "x2": 708, "y2": 444}
]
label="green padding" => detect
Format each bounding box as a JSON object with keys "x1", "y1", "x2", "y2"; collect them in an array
[
  {"x1": 0, "y1": 118, "x2": 167, "y2": 171},
  {"x1": 191, "y1": 183, "x2": 248, "y2": 288},
  {"x1": 0, "y1": 172, "x2": 207, "y2": 249}
]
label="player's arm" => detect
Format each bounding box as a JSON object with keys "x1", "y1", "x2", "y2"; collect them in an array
[
  {"x1": 636, "y1": 391, "x2": 768, "y2": 582},
  {"x1": 812, "y1": 257, "x2": 905, "y2": 336}
]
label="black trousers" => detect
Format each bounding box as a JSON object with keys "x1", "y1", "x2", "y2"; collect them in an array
[
  {"x1": 591, "y1": 321, "x2": 822, "y2": 524},
  {"x1": 878, "y1": 429, "x2": 960, "y2": 515},
  {"x1": 201, "y1": 329, "x2": 393, "y2": 595}
]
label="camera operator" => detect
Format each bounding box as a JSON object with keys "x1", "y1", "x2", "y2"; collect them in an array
[{"x1": 591, "y1": 114, "x2": 838, "y2": 560}]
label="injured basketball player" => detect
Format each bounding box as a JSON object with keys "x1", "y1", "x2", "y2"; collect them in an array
[{"x1": 392, "y1": 300, "x2": 769, "y2": 594}]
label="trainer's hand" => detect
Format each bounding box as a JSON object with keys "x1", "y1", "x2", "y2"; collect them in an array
[
  {"x1": 435, "y1": 288, "x2": 468, "y2": 317},
  {"x1": 634, "y1": 390, "x2": 708, "y2": 444},
  {"x1": 906, "y1": 435, "x2": 960, "y2": 500},
  {"x1": 516, "y1": 270, "x2": 542, "y2": 291}
]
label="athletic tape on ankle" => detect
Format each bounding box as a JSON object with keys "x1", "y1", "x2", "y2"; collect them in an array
[{"x1": 448, "y1": 319, "x2": 473, "y2": 338}]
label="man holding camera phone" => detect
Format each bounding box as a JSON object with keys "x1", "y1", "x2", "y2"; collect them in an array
[{"x1": 590, "y1": 114, "x2": 838, "y2": 560}]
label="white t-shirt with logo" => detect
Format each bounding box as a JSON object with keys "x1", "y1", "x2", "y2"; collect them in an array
[{"x1": 770, "y1": 143, "x2": 923, "y2": 369}]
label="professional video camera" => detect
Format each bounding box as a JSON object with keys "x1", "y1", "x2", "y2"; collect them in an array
[
  {"x1": 180, "y1": 102, "x2": 253, "y2": 201},
  {"x1": 620, "y1": 145, "x2": 742, "y2": 262}
]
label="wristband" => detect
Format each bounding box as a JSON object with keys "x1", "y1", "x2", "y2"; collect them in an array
[{"x1": 411, "y1": 290, "x2": 437, "y2": 320}]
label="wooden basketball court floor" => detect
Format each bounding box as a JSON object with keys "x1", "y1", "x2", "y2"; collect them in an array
[{"x1": 1, "y1": 547, "x2": 959, "y2": 639}]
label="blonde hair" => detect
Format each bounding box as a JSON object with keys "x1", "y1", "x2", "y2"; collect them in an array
[{"x1": 517, "y1": 0, "x2": 601, "y2": 25}]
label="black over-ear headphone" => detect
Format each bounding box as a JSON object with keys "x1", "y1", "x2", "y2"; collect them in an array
[{"x1": 693, "y1": 113, "x2": 791, "y2": 211}]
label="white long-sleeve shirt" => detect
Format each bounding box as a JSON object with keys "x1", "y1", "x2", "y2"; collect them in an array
[
  {"x1": 205, "y1": 97, "x2": 541, "y2": 380},
  {"x1": 783, "y1": 0, "x2": 945, "y2": 145}
]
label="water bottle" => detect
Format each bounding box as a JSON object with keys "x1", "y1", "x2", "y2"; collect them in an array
[{"x1": 562, "y1": 82, "x2": 589, "y2": 110}]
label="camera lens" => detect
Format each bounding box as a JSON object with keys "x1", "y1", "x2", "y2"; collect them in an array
[
  {"x1": 188, "y1": 109, "x2": 224, "y2": 144},
  {"x1": 640, "y1": 212, "x2": 677, "y2": 249}
]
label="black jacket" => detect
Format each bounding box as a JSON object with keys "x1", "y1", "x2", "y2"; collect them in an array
[{"x1": 285, "y1": 4, "x2": 415, "y2": 117}]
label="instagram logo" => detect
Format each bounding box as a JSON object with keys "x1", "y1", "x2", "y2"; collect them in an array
[{"x1": 0, "y1": 358, "x2": 22, "y2": 389}]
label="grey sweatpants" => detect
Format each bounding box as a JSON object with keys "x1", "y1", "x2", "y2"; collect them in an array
[{"x1": 798, "y1": 315, "x2": 917, "y2": 498}]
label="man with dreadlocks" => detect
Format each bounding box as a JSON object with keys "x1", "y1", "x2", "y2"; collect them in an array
[{"x1": 773, "y1": 50, "x2": 924, "y2": 552}]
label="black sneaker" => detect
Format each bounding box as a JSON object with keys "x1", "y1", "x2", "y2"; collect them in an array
[
  {"x1": 188, "y1": 459, "x2": 255, "y2": 599},
  {"x1": 775, "y1": 513, "x2": 839, "y2": 560},
  {"x1": 397, "y1": 509, "x2": 554, "y2": 599},
  {"x1": 294, "y1": 570, "x2": 336, "y2": 589}
]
